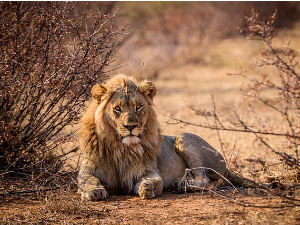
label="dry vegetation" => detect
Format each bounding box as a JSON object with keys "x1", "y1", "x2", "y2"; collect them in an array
[
  {"x1": 1, "y1": 2, "x2": 300, "y2": 224},
  {"x1": 0, "y1": 1, "x2": 125, "y2": 196}
]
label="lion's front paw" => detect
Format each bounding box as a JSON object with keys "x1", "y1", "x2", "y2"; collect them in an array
[
  {"x1": 80, "y1": 187, "x2": 108, "y2": 201},
  {"x1": 138, "y1": 179, "x2": 155, "y2": 199},
  {"x1": 138, "y1": 178, "x2": 164, "y2": 200}
]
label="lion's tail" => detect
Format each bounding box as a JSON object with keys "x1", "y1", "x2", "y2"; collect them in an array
[{"x1": 224, "y1": 169, "x2": 268, "y2": 189}]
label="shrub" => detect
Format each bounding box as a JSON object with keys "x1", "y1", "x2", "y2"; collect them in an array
[{"x1": 0, "y1": 2, "x2": 125, "y2": 193}]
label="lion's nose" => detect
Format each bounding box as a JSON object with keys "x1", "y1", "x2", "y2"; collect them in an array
[{"x1": 123, "y1": 125, "x2": 137, "y2": 131}]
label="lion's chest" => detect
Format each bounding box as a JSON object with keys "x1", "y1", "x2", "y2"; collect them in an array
[{"x1": 95, "y1": 144, "x2": 147, "y2": 194}]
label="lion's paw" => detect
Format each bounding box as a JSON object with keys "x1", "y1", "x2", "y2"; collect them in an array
[
  {"x1": 81, "y1": 187, "x2": 108, "y2": 201},
  {"x1": 138, "y1": 179, "x2": 156, "y2": 200}
]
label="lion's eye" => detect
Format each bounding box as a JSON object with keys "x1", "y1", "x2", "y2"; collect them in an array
[
  {"x1": 114, "y1": 106, "x2": 121, "y2": 112},
  {"x1": 136, "y1": 104, "x2": 142, "y2": 111}
]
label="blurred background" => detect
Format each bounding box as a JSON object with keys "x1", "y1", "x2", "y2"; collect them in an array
[{"x1": 76, "y1": 1, "x2": 300, "y2": 79}]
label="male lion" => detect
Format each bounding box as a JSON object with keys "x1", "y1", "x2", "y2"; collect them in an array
[{"x1": 78, "y1": 74, "x2": 259, "y2": 201}]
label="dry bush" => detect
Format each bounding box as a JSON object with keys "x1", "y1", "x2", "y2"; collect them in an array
[
  {"x1": 0, "y1": 2, "x2": 125, "y2": 197},
  {"x1": 170, "y1": 9, "x2": 300, "y2": 185}
]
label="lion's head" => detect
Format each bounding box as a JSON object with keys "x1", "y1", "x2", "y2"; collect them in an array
[{"x1": 90, "y1": 74, "x2": 160, "y2": 146}]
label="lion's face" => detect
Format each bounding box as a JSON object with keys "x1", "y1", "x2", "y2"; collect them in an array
[
  {"x1": 104, "y1": 89, "x2": 149, "y2": 145},
  {"x1": 92, "y1": 75, "x2": 157, "y2": 145}
]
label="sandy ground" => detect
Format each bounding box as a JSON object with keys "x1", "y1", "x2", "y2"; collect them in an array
[{"x1": 1, "y1": 189, "x2": 300, "y2": 224}]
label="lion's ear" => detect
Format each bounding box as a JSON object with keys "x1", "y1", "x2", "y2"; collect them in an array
[
  {"x1": 91, "y1": 84, "x2": 106, "y2": 103},
  {"x1": 138, "y1": 80, "x2": 156, "y2": 100}
]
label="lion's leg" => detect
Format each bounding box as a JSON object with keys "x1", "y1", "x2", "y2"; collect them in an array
[
  {"x1": 78, "y1": 159, "x2": 108, "y2": 201},
  {"x1": 173, "y1": 133, "x2": 227, "y2": 191},
  {"x1": 134, "y1": 171, "x2": 163, "y2": 199}
]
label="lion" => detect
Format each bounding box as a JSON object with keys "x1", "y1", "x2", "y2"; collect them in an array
[{"x1": 78, "y1": 74, "x2": 260, "y2": 201}]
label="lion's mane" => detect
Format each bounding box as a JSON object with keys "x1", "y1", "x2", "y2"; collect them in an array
[{"x1": 79, "y1": 75, "x2": 162, "y2": 194}]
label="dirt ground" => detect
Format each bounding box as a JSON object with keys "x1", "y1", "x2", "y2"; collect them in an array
[{"x1": 1, "y1": 189, "x2": 300, "y2": 224}]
